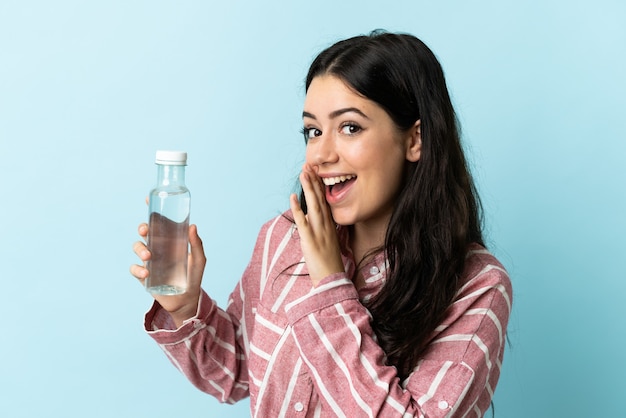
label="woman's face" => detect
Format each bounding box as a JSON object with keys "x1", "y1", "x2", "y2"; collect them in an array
[{"x1": 302, "y1": 75, "x2": 421, "y2": 233}]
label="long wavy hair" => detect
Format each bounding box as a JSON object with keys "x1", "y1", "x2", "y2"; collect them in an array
[{"x1": 300, "y1": 30, "x2": 484, "y2": 380}]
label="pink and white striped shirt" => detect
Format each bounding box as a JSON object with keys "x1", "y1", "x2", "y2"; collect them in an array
[{"x1": 145, "y1": 211, "x2": 512, "y2": 417}]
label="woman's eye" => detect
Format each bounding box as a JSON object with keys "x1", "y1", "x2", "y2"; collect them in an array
[
  {"x1": 340, "y1": 123, "x2": 361, "y2": 135},
  {"x1": 302, "y1": 127, "x2": 322, "y2": 141}
]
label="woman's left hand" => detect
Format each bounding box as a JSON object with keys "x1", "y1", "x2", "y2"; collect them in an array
[{"x1": 290, "y1": 164, "x2": 345, "y2": 286}]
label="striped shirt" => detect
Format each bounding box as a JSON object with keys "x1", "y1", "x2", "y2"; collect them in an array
[{"x1": 145, "y1": 212, "x2": 512, "y2": 417}]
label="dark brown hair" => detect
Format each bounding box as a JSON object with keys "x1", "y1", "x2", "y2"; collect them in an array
[{"x1": 302, "y1": 30, "x2": 484, "y2": 380}]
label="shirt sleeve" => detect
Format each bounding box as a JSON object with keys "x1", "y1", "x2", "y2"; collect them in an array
[
  {"x1": 284, "y1": 262, "x2": 512, "y2": 417},
  {"x1": 141, "y1": 214, "x2": 293, "y2": 407},
  {"x1": 144, "y1": 282, "x2": 250, "y2": 404}
]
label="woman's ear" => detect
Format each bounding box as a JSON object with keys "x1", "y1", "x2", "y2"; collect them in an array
[{"x1": 405, "y1": 119, "x2": 422, "y2": 162}]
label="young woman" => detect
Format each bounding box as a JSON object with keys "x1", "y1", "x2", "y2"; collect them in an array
[{"x1": 131, "y1": 30, "x2": 512, "y2": 417}]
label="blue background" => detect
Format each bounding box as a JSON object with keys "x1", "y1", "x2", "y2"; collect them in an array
[{"x1": 1, "y1": 1, "x2": 624, "y2": 417}]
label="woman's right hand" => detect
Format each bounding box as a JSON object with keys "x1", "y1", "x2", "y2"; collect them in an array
[{"x1": 130, "y1": 223, "x2": 206, "y2": 328}]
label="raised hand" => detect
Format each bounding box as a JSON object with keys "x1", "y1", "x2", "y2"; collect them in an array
[{"x1": 289, "y1": 164, "x2": 345, "y2": 286}]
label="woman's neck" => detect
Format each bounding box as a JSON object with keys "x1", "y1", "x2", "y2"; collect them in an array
[{"x1": 349, "y1": 221, "x2": 387, "y2": 265}]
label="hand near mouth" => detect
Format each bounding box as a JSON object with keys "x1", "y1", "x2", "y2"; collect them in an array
[{"x1": 290, "y1": 164, "x2": 346, "y2": 286}]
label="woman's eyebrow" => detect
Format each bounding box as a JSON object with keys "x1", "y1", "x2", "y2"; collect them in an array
[{"x1": 302, "y1": 107, "x2": 370, "y2": 120}]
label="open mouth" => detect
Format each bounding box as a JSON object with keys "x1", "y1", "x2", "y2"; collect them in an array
[{"x1": 323, "y1": 175, "x2": 357, "y2": 197}]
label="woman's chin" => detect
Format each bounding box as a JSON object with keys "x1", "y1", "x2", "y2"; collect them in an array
[{"x1": 329, "y1": 208, "x2": 355, "y2": 227}]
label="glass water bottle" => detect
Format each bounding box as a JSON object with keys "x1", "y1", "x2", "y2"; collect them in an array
[{"x1": 146, "y1": 150, "x2": 191, "y2": 295}]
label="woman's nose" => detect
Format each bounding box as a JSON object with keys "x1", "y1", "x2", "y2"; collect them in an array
[{"x1": 309, "y1": 134, "x2": 339, "y2": 166}]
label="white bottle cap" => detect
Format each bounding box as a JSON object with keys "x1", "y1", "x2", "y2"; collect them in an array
[{"x1": 155, "y1": 150, "x2": 187, "y2": 165}]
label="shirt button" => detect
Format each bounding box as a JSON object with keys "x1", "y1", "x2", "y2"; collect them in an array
[
  {"x1": 369, "y1": 266, "x2": 380, "y2": 275},
  {"x1": 294, "y1": 402, "x2": 304, "y2": 412},
  {"x1": 438, "y1": 400, "x2": 449, "y2": 410}
]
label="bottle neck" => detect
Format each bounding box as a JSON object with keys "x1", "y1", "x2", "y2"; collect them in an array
[{"x1": 157, "y1": 164, "x2": 186, "y2": 186}]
